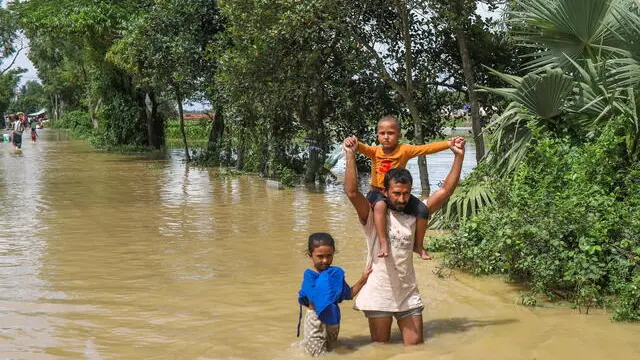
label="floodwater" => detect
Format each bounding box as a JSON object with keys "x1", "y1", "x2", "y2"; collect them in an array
[{"x1": 0, "y1": 130, "x2": 638, "y2": 360}]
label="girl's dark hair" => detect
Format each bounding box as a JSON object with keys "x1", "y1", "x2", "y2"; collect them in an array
[{"x1": 306, "y1": 232, "x2": 336, "y2": 255}]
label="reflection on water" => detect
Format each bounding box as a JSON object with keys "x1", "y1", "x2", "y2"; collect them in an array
[{"x1": 0, "y1": 130, "x2": 638, "y2": 359}]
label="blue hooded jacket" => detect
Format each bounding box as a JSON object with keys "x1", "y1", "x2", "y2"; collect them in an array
[{"x1": 297, "y1": 266, "x2": 351, "y2": 336}]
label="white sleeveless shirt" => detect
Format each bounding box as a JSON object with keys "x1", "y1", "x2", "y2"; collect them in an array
[{"x1": 354, "y1": 210, "x2": 423, "y2": 312}]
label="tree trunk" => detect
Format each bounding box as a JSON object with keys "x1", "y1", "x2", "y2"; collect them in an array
[
  {"x1": 259, "y1": 136, "x2": 268, "y2": 176},
  {"x1": 353, "y1": 12, "x2": 431, "y2": 192},
  {"x1": 53, "y1": 93, "x2": 61, "y2": 121},
  {"x1": 145, "y1": 91, "x2": 163, "y2": 149},
  {"x1": 396, "y1": 0, "x2": 430, "y2": 194},
  {"x1": 90, "y1": 98, "x2": 101, "y2": 129},
  {"x1": 236, "y1": 126, "x2": 245, "y2": 170},
  {"x1": 303, "y1": 128, "x2": 322, "y2": 184},
  {"x1": 224, "y1": 121, "x2": 232, "y2": 164},
  {"x1": 455, "y1": 24, "x2": 485, "y2": 162},
  {"x1": 59, "y1": 97, "x2": 65, "y2": 118},
  {"x1": 207, "y1": 106, "x2": 225, "y2": 157},
  {"x1": 302, "y1": 90, "x2": 326, "y2": 184},
  {"x1": 407, "y1": 100, "x2": 430, "y2": 194},
  {"x1": 174, "y1": 86, "x2": 190, "y2": 162},
  {"x1": 51, "y1": 94, "x2": 57, "y2": 121}
]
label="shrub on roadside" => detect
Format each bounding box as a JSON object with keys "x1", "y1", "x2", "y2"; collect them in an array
[{"x1": 52, "y1": 110, "x2": 94, "y2": 138}]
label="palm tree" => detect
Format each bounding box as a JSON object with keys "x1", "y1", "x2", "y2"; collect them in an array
[
  {"x1": 490, "y1": 0, "x2": 640, "y2": 171},
  {"x1": 432, "y1": 0, "x2": 640, "y2": 227}
]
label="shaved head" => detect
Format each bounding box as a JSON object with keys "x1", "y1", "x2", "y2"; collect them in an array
[{"x1": 378, "y1": 115, "x2": 400, "y2": 132}]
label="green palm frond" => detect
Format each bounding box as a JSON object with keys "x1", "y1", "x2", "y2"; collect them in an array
[
  {"x1": 516, "y1": 68, "x2": 574, "y2": 119},
  {"x1": 323, "y1": 146, "x2": 343, "y2": 170},
  {"x1": 510, "y1": 0, "x2": 625, "y2": 70},
  {"x1": 483, "y1": 103, "x2": 535, "y2": 176},
  {"x1": 480, "y1": 68, "x2": 573, "y2": 120},
  {"x1": 565, "y1": 57, "x2": 618, "y2": 123},
  {"x1": 430, "y1": 182, "x2": 495, "y2": 229},
  {"x1": 480, "y1": 68, "x2": 574, "y2": 175},
  {"x1": 609, "y1": 58, "x2": 640, "y2": 87}
]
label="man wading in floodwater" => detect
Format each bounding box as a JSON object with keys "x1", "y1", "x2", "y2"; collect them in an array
[
  {"x1": 12, "y1": 117, "x2": 24, "y2": 150},
  {"x1": 342, "y1": 135, "x2": 465, "y2": 345}
]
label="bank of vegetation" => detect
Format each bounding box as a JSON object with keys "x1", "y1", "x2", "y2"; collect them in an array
[
  {"x1": 431, "y1": 0, "x2": 640, "y2": 321},
  {"x1": 1, "y1": 0, "x2": 638, "y2": 320}
]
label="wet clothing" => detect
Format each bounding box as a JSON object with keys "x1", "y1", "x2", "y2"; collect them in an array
[
  {"x1": 297, "y1": 266, "x2": 352, "y2": 356},
  {"x1": 12, "y1": 121, "x2": 22, "y2": 148},
  {"x1": 363, "y1": 306, "x2": 424, "y2": 319},
  {"x1": 355, "y1": 210, "x2": 423, "y2": 313},
  {"x1": 12, "y1": 131, "x2": 22, "y2": 148},
  {"x1": 302, "y1": 309, "x2": 340, "y2": 357},
  {"x1": 298, "y1": 267, "x2": 351, "y2": 327},
  {"x1": 365, "y1": 190, "x2": 430, "y2": 220},
  {"x1": 357, "y1": 141, "x2": 449, "y2": 188}
]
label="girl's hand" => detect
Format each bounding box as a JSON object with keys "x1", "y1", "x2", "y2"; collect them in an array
[{"x1": 361, "y1": 267, "x2": 373, "y2": 282}]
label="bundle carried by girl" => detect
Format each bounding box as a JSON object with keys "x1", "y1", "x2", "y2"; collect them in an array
[{"x1": 296, "y1": 266, "x2": 351, "y2": 336}]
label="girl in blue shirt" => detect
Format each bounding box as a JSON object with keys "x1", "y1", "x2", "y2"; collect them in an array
[{"x1": 297, "y1": 232, "x2": 371, "y2": 356}]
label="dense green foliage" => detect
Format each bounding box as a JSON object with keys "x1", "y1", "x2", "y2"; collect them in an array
[
  {"x1": 51, "y1": 110, "x2": 94, "y2": 138},
  {"x1": 3, "y1": 0, "x2": 520, "y2": 185},
  {"x1": 0, "y1": 1, "x2": 23, "y2": 117},
  {"x1": 0, "y1": 68, "x2": 22, "y2": 116},
  {"x1": 8, "y1": 81, "x2": 49, "y2": 114},
  {"x1": 431, "y1": 0, "x2": 640, "y2": 321},
  {"x1": 165, "y1": 119, "x2": 211, "y2": 140},
  {"x1": 434, "y1": 120, "x2": 640, "y2": 318}
]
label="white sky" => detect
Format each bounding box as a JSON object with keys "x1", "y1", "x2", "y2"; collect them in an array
[{"x1": 1, "y1": 1, "x2": 38, "y2": 85}]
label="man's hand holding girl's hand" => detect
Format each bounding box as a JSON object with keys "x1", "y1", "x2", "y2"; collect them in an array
[{"x1": 343, "y1": 136, "x2": 358, "y2": 153}]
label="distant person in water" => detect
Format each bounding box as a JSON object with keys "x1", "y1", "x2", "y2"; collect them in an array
[
  {"x1": 30, "y1": 118, "x2": 38, "y2": 142},
  {"x1": 12, "y1": 118, "x2": 23, "y2": 149},
  {"x1": 345, "y1": 115, "x2": 464, "y2": 260},
  {"x1": 297, "y1": 233, "x2": 371, "y2": 356}
]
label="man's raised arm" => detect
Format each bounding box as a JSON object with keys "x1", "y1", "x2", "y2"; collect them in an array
[
  {"x1": 343, "y1": 136, "x2": 371, "y2": 225},
  {"x1": 426, "y1": 138, "x2": 465, "y2": 214}
]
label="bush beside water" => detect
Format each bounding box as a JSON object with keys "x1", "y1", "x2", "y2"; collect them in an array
[
  {"x1": 432, "y1": 121, "x2": 640, "y2": 320},
  {"x1": 51, "y1": 110, "x2": 94, "y2": 139},
  {"x1": 165, "y1": 119, "x2": 211, "y2": 140}
]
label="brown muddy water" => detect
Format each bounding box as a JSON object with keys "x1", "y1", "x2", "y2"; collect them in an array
[{"x1": 0, "y1": 130, "x2": 638, "y2": 359}]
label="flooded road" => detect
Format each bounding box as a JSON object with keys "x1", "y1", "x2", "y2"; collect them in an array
[{"x1": 0, "y1": 130, "x2": 638, "y2": 359}]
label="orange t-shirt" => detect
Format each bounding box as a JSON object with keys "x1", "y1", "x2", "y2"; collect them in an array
[{"x1": 358, "y1": 141, "x2": 449, "y2": 188}]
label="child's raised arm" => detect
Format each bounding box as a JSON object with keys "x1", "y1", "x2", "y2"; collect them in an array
[
  {"x1": 357, "y1": 141, "x2": 377, "y2": 159},
  {"x1": 350, "y1": 268, "x2": 373, "y2": 298},
  {"x1": 405, "y1": 140, "x2": 450, "y2": 158}
]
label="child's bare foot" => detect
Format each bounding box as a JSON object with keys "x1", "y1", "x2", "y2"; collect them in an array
[
  {"x1": 419, "y1": 249, "x2": 432, "y2": 260},
  {"x1": 377, "y1": 241, "x2": 389, "y2": 258}
]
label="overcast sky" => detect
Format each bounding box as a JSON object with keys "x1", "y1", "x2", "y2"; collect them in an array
[{"x1": 1, "y1": 1, "x2": 38, "y2": 85}]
